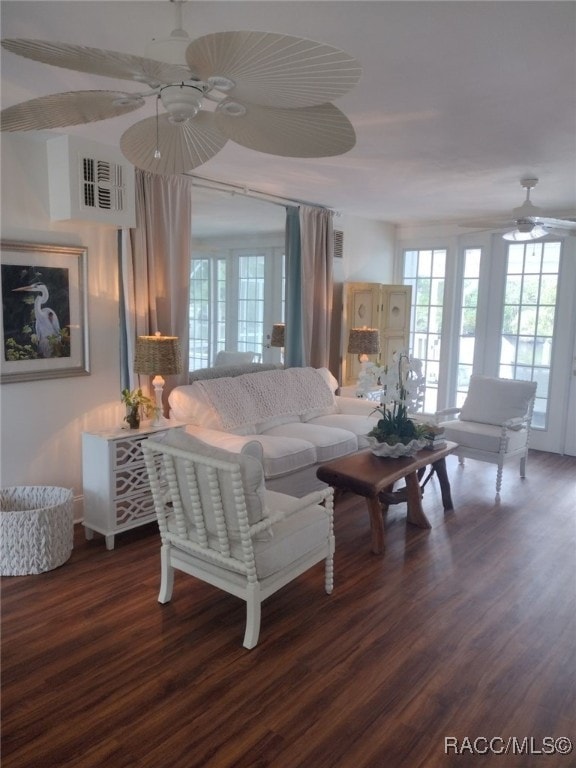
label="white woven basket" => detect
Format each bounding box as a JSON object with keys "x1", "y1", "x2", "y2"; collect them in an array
[{"x1": 1, "y1": 486, "x2": 74, "y2": 576}]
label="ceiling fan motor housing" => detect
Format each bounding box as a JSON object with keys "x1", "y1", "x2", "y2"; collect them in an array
[{"x1": 160, "y1": 83, "x2": 204, "y2": 122}]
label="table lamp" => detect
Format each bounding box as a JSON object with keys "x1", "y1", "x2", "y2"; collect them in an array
[
  {"x1": 270, "y1": 323, "x2": 285, "y2": 348},
  {"x1": 347, "y1": 327, "x2": 380, "y2": 364},
  {"x1": 134, "y1": 332, "x2": 183, "y2": 426}
]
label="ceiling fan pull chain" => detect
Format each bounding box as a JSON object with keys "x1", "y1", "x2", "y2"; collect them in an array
[{"x1": 154, "y1": 95, "x2": 161, "y2": 160}]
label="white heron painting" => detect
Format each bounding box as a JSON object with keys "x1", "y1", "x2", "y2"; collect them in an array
[{"x1": 2, "y1": 265, "x2": 70, "y2": 360}]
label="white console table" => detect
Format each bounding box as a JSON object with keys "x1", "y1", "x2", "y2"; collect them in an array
[{"x1": 82, "y1": 422, "x2": 183, "y2": 550}]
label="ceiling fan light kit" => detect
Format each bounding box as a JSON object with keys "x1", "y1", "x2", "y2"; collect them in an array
[
  {"x1": 502, "y1": 225, "x2": 548, "y2": 242},
  {"x1": 1, "y1": 14, "x2": 362, "y2": 177},
  {"x1": 460, "y1": 177, "x2": 576, "y2": 241}
]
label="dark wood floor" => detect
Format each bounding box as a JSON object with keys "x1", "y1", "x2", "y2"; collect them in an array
[{"x1": 2, "y1": 451, "x2": 575, "y2": 768}]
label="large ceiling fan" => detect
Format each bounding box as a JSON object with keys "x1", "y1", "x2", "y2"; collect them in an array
[
  {"x1": 0, "y1": 3, "x2": 361, "y2": 176},
  {"x1": 461, "y1": 178, "x2": 576, "y2": 241}
]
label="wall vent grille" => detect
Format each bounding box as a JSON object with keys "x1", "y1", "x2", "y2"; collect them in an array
[
  {"x1": 47, "y1": 135, "x2": 135, "y2": 226},
  {"x1": 334, "y1": 229, "x2": 344, "y2": 259},
  {"x1": 81, "y1": 157, "x2": 125, "y2": 212}
]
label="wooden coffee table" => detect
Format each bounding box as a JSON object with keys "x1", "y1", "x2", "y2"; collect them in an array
[{"x1": 316, "y1": 442, "x2": 457, "y2": 555}]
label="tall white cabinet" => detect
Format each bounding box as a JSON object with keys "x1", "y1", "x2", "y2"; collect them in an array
[{"x1": 341, "y1": 282, "x2": 412, "y2": 386}]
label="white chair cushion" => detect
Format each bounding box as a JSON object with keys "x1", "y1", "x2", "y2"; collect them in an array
[
  {"x1": 459, "y1": 375, "x2": 536, "y2": 426},
  {"x1": 161, "y1": 430, "x2": 267, "y2": 534},
  {"x1": 440, "y1": 419, "x2": 528, "y2": 453},
  {"x1": 250, "y1": 491, "x2": 330, "y2": 578},
  {"x1": 262, "y1": 422, "x2": 358, "y2": 462},
  {"x1": 166, "y1": 491, "x2": 329, "y2": 579}
]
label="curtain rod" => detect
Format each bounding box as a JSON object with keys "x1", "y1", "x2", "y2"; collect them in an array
[{"x1": 187, "y1": 172, "x2": 337, "y2": 214}]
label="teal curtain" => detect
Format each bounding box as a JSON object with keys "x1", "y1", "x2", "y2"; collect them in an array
[{"x1": 284, "y1": 205, "x2": 303, "y2": 367}]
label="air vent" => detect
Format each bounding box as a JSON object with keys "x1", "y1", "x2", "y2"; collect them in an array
[
  {"x1": 81, "y1": 157, "x2": 125, "y2": 213},
  {"x1": 47, "y1": 135, "x2": 136, "y2": 227},
  {"x1": 333, "y1": 229, "x2": 344, "y2": 259}
]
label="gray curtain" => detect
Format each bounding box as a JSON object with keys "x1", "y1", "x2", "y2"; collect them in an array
[
  {"x1": 120, "y1": 169, "x2": 193, "y2": 401},
  {"x1": 284, "y1": 204, "x2": 334, "y2": 368},
  {"x1": 300, "y1": 205, "x2": 334, "y2": 368}
]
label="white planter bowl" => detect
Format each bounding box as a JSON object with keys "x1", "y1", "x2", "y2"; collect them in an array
[{"x1": 367, "y1": 437, "x2": 427, "y2": 458}]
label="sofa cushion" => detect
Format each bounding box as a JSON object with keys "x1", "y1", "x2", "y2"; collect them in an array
[
  {"x1": 306, "y1": 413, "x2": 379, "y2": 449},
  {"x1": 160, "y1": 430, "x2": 268, "y2": 536},
  {"x1": 459, "y1": 375, "x2": 536, "y2": 426},
  {"x1": 181, "y1": 425, "x2": 317, "y2": 480},
  {"x1": 249, "y1": 434, "x2": 318, "y2": 478},
  {"x1": 261, "y1": 422, "x2": 358, "y2": 462}
]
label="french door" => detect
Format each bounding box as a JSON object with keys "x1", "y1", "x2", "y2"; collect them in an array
[
  {"x1": 481, "y1": 234, "x2": 576, "y2": 453},
  {"x1": 401, "y1": 232, "x2": 576, "y2": 454}
]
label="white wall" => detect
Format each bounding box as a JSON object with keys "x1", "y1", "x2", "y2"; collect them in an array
[
  {"x1": 335, "y1": 214, "x2": 396, "y2": 284},
  {"x1": 1, "y1": 134, "x2": 125, "y2": 518}
]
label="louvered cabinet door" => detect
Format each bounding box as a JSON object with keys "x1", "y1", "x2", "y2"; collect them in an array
[{"x1": 82, "y1": 423, "x2": 183, "y2": 550}]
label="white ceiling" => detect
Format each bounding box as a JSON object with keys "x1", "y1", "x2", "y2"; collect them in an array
[{"x1": 2, "y1": 0, "x2": 576, "y2": 233}]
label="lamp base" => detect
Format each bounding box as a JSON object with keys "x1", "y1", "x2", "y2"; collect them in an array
[
  {"x1": 150, "y1": 411, "x2": 170, "y2": 428},
  {"x1": 151, "y1": 375, "x2": 166, "y2": 427}
]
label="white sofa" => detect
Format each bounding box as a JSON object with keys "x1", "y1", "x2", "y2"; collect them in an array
[{"x1": 169, "y1": 364, "x2": 380, "y2": 494}]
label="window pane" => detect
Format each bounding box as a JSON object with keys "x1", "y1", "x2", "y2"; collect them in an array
[
  {"x1": 403, "y1": 248, "x2": 447, "y2": 412},
  {"x1": 189, "y1": 258, "x2": 211, "y2": 370},
  {"x1": 454, "y1": 248, "x2": 483, "y2": 403}
]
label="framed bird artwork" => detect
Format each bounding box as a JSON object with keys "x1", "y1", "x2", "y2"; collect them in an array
[{"x1": 1, "y1": 241, "x2": 89, "y2": 382}]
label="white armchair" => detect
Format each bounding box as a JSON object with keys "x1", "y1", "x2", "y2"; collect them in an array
[
  {"x1": 436, "y1": 375, "x2": 538, "y2": 499},
  {"x1": 142, "y1": 430, "x2": 334, "y2": 649}
]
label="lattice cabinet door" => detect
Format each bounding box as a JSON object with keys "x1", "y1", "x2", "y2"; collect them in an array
[{"x1": 82, "y1": 423, "x2": 183, "y2": 550}]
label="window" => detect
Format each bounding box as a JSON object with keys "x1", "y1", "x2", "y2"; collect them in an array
[
  {"x1": 189, "y1": 247, "x2": 284, "y2": 370},
  {"x1": 500, "y1": 240, "x2": 561, "y2": 428},
  {"x1": 189, "y1": 258, "x2": 212, "y2": 371},
  {"x1": 403, "y1": 248, "x2": 447, "y2": 412},
  {"x1": 455, "y1": 247, "x2": 482, "y2": 407}
]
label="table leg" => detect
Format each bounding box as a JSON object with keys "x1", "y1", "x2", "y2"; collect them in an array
[
  {"x1": 405, "y1": 471, "x2": 432, "y2": 529},
  {"x1": 366, "y1": 496, "x2": 385, "y2": 554},
  {"x1": 432, "y1": 457, "x2": 454, "y2": 510}
]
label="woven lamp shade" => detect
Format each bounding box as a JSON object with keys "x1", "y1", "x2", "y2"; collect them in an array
[
  {"x1": 347, "y1": 328, "x2": 380, "y2": 355},
  {"x1": 134, "y1": 333, "x2": 183, "y2": 375},
  {"x1": 270, "y1": 323, "x2": 286, "y2": 347}
]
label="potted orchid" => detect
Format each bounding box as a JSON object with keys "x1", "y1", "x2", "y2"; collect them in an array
[
  {"x1": 121, "y1": 388, "x2": 155, "y2": 429},
  {"x1": 365, "y1": 352, "x2": 429, "y2": 457}
]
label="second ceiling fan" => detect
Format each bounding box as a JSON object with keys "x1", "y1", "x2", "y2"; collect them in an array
[{"x1": 461, "y1": 178, "x2": 576, "y2": 241}]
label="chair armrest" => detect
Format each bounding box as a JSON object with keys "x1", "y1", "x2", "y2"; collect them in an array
[
  {"x1": 435, "y1": 407, "x2": 461, "y2": 421},
  {"x1": 251, "y1": 487, "x2": 334, "y2": 534},
  {"x1": 502, "y1": 415, "x2": 528, "y2": 430},
  {"x1": 181, "y1": 425, "x2": 257, "y2": 452}
]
